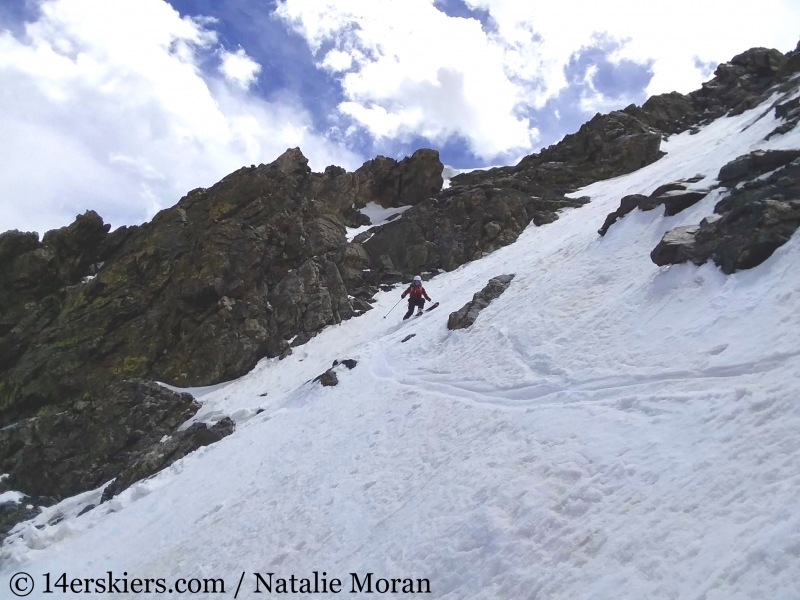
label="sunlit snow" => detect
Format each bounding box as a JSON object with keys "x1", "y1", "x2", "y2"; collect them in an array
[{"x1": 345, "y1": 202, "x2": 413, "y2": 241}]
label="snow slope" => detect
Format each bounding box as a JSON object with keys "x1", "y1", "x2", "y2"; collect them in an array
[{"x1": 3, "y1": 96, "x2": 800, "y2": 599}]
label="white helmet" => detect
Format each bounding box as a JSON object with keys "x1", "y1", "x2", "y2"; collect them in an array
[{"x1": 413, "y1": 275, "x2": 422, "y2": 283}]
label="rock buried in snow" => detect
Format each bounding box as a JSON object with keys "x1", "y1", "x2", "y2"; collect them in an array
[
  {"x1": 315, "y1": 358, "x2": 358, "y2": 386},
  {"x1": 401, "y1": 334, "x2": 416, "y2": 343},
  {"x1": 332, "y1": 358, "x2": 358, "y2": 369},
  {"x1": 315, "y1": 370, "x2": 339, "y2": 387},
  {"x1": 447, "y1": 274, "x2": 515, "y2": 330}
]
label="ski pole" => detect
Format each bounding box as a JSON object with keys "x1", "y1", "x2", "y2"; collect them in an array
[{"x1": 384, "y1": 298, "x2": 403, "y2": 319}]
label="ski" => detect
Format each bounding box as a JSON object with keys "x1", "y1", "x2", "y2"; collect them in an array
[{"x1": 414, "y1": 302, "x2": 439, "y2": 317}]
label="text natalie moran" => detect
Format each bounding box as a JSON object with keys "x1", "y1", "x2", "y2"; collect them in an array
[{"x1": 254, "y1": 572, "x2": 432, "y2": 594}]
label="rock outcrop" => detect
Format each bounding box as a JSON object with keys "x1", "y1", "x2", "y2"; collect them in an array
[
  {"x1": 0, "y1": 149, "x2": 444, "y2": 429},
  {"x1": 363, "y1": 186, "x2": 589, "y2": 274},
  {"x1": 353, "y1": 149, "x2": 444, "y2": 209},
  {"x1": 717, "y1": 150, "x2": 800, "y2": 186},
  {"x1": 627, "y1": 47, "x2": 795, "y2": 136},
  {"x1": 451, "y1": 110, "x2": 663, "y2": 191},
  {"x1": 447, "y1": 275, "x2": 515, "y2": 330},
  {"x1": 600, "y1": 46, "x2": 800, "y2": 240},
  {"x1": 652, "y1": 153, "x2": 800, "y2": 273},
  {"x1": 0, "y1": 379, "x2": 232, "y2": 500},
  {"x1": 0, "y1": 498, "x2": 47, "y2": 541},
  {"x1": 598, "y1": 177, "x2": 709, "y2": 236}
]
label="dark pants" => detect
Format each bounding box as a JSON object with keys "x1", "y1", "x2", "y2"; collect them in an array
[{"x1": 403, "y1": 297, "x2": 426, "y2": 319}]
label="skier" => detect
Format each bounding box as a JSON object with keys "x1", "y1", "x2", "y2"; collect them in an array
[{"x1": 401, "y1": 276, "x2": 432, "y2": 320}]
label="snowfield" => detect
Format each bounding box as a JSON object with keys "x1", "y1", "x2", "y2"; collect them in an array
[{"x1": 3, "y1": 96, "x2": 800, "y2": 599}]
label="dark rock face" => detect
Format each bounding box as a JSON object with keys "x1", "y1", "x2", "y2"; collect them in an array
[
  {"x1": 0, "y1": 212, "x2": 126, "y2": 349},
  {"x1": 428, "y1": 48, "x2": 800, "y2": 262},
  {"x1": 600, "y1": 47, "x2": 800, "y2": 239},
  {"x1": 364, "y1": 187, "x2": 589, "y2": 274},
  {"x1": 0, "y1": 477, "x2": 57, "y2": 540},
  {"x1": 634, "y1": 92, "x2": 697, "y2": 136},
  {"x1": 101, "y1": 417, "x2": 235, "y2": 502},
  {"x1": 652, "y1": 156, "x2": 800, "y2": 273},
  {"x1": 0, "y1": 380, "x2": 221, "y2": 499},
  {"x1": 0, "y1": 502, "x2": 41, "y2": 540},
  {"x1": 630, "y1": 47, "x2": 795, "y2": 135},
  {"x1": 0, "y1": 147, "x2": 443, "y2": 535},
  {"x1": 453, "y1": 110, "x2": 663, "y2": 191},
  {"x1": 447, "y1": 274, "x2": 515, "y2": 330},
  {"x1": 717, "y1": 150, "x2": 800, "y2": 186},
  {"x1": 353, "y1": 149, "x2": 444, "y2": 209},
  {"x1": 767, "y1": 93, "x2": 800, "y2": 139}
]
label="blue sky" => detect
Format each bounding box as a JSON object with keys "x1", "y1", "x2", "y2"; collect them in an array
[{"x1": 1, "y1": 0, "x2": 799, "y2": 233}]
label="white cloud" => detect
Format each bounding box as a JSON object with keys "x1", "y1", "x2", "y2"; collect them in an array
[
  {"x1": 462, "y1": 0, "x2": 800, "y2": 99},
  {"x1": 276, "y1": 0, "x2": 539, "y2": 161},
  {"x1": 276, "y1": 0, "x2": 800, "y2": 160},
  {"x1": 320, "y1": 49, "x2": 354, "y2": 72},
  {"x1": 0, "y1": 0, "x2": 360, "y2": 235},
  {"x1": 219, "y1": 47, "x2": 261, "y2": 89}
]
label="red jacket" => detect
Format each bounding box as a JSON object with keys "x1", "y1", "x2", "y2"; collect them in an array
[{"x1": 402, "y1": 283, "x2": 430, "y2": 301}]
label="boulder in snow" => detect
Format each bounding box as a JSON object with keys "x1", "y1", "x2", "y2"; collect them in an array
[
  {"x1": 447, "y1": 274, "x2": 515, "y2": 330},
  {"x1": 315, "y1": 370, "x2": 339, "y2": 387}
]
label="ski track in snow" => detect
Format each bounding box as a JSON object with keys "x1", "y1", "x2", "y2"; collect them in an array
[{"x1": 3, "y1": 96, "x2": 800, "y2": 599}]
